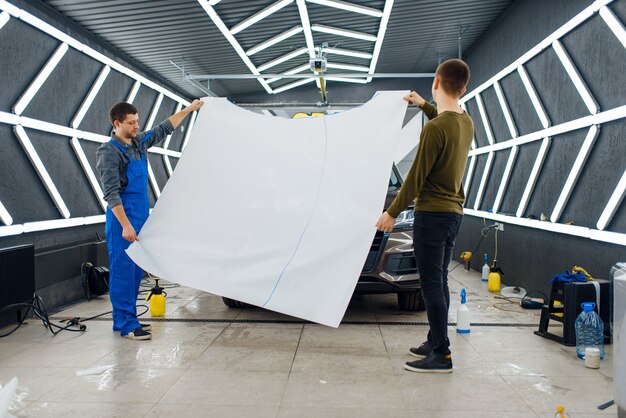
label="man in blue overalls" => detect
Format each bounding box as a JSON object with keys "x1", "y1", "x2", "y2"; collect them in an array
[{"x1": 96, "y1": 99, "x2": 204, "y2": 340}]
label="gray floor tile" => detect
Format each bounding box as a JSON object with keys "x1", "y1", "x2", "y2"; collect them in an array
[
  {"x1": 147, "y1": 403, "x2": 279, "y2": 417},
  {"x1": 192, "y1": 345, "x2": 296, "y2": 372}
]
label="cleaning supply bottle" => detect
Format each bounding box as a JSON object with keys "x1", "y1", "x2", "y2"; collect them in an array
[
  {"x1": 488, "y1": 260, "x2": 503, "y2": 293},
  {"x1": 574, "y1": 302, "x2": 605, "y2": 360},
  {"x1": 554, "y1": 405, "x2": 570, "y2": 417},
  {"x1": 456, "y1": 288, "x2": 470, "y2": 333},
  {"x1": 481, "y1": 254, "x2": 489, "y2": 282},
  {"x1": 146, "y1": 278, "x2": 166, "y2": 317}
]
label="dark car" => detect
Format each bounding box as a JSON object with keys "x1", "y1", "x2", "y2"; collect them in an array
[{"x1": 223, "y1": 164, "x2": 424, "y2": 311}]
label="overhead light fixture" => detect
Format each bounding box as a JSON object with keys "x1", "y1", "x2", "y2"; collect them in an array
[
  {"x1": 0, "y1": 11, "x2": 9, "y2": 30},
  {"x1": 306, "y1": 0, "x2": 383, "y2": 17},
  {"x1": 230, "y1": 0, "x2": 294, "y2": 35},
  {"x1": 70, "y1": 138, "x2": 107, "y2": 211},
  {"x1": 552, "y1": 40, "x2": 599, "y2": 115},
  {"x1": 324, "y1": 76, "x2": 368, "y2": 84},
  {"x1": 246, "y1": 26, "x2": 303, "y2": 56},
  {"x1": 126, "y1": 81, "x2": 141, "y2": 103},
  {"x1": 600, "y1": 6, "x2": 626, "y2": 49},
  {"x1": 14, "y1": 125, "x2": 71, "y2": 219},
  {"x1": 325, "y1": 47, "x2": 372, "y2": 60},
  {"x1": 208, "y1": 0, "x2": 221, "y2": 4},
  {"x1": 144, "y1": 93, "x2": 164, "y2": 130},
  {"x1": 0, "y1": 200, "x2": 13, "y2": 226},
  {"x1": 13, "y1": 42, "x2": 69, "y2": 115},
  {"x1": 366, "y1": 0, "x2": 394, "y2": 82},
  {"x1": 272, "y1": 78, "x2": 316, "y2": 94},
  {"x1": 257, "y1": 47, "x2": 308, "y2": 72},
  {"x1": 198, "y1": 0, "x2": 273, "y2": 93},
  {"x1": 72, "y1": 65, "x2": 110, "y2": 129},
  {"x1": 475, "y1": 93, "x2": 495, "y2": 145},
  {"x1": 326, "y1": 62, "x2": 370, "y2": 72},
  {"x1": 267, "y1": 64, "x2": 310, "y2": 84},
  {"x1": 296, "y1": 0, "x2": 316, "y2": 58},
  {"x1": 516, "y1": 137, "x2": 551, "y2": 218},
  {"x1": 311, "y1": 24, "x2": 377, "y2": 42},
  {"x1": 494, "y1": 81, "x2": 518, "y2": 139},
  {"x1": 492, "y1": 145, "x2": 518, "y2": 213},
  {"x1": 517, "y1": 65, "x2": 551, "y2": 129},
  {"x1": 550, "y1": 125, "x2": 599, "y2": 223},
  {"x1": 597, "y1": 169, "x2": 626, "y2": 231},
  {"x1": 473, "y1": 151, "x2": 494, "y2": 210}
]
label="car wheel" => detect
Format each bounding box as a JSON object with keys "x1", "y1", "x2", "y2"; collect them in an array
[
  {"x1": 397, "y1": 291, "x2": 426, "y2": 311},
  {"x1": 222, "y1": 297, "x2": 250, "y2": 308}
]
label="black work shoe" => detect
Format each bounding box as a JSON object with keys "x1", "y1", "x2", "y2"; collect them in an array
[
  {"x1": 404, "y1": 352, "x2": 453, "y2": 373},
  {"x1": 122, "y1": 327, "x2": 152, "y2": 340},
  {"x1": 140, "y1": 323, "x2": 152, "y2": 331},
  {"x1": 409, "y1": 341, "x2": 432, "y2": 359}
]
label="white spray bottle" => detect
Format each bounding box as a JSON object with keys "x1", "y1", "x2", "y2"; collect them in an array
[
  {"x1": 456, "y1": 288, "x2": 471, "y2": 334},
  {"x1": 481, "y1": 254, "x2": 489, "y2": 282}
]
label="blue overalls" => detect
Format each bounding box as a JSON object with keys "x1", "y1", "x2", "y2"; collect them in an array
[{"x1": 105, "y1": 137, "x2": 151, "y2": 336}]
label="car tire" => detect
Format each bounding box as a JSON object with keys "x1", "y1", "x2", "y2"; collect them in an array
[
  {"x1": 397, "y1": 291, "x2": 426, "y2": 311},
  {"x1": 222, "y1": 297, "x2": 250, "y2": 308}
]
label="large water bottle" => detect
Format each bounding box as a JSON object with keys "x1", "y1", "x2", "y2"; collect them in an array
[{"x1": 575, "y1": 302, "x2": 605, "y2": 360}]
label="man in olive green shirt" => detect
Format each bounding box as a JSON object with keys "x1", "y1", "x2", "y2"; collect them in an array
[{"x1": 376, "y1": 59, "x2": 474, "y2": 373}]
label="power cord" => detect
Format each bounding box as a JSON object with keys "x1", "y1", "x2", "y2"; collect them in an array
[{"x1": 449, "y1": 222, "x2": 498, "y2": 273}]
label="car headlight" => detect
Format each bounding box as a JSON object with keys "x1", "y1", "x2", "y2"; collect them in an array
[{"x1": 393, "y1": 209, "x2": 414, "y2": 230}]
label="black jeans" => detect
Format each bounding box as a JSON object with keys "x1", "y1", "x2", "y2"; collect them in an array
[{"x1": 413, "y1": 211, "x2": 463, "y2": 354}]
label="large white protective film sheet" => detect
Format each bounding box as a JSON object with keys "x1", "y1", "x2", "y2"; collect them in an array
[{"x1": 127, "y1": 92, "x2": 408, "y2": 327}]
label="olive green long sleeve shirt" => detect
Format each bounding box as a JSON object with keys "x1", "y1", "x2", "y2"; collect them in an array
[{"x1": 387, "y1": 101, "x2": 474, "y2": 217}]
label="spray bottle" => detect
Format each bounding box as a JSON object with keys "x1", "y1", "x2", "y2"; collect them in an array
[
  {"x1": 145, "y1": 278, "x2": 166, "y2": 317},
  {"x1": 554, "y1": 405, "x2": 570, "y2": 417},
  {"x1": 488, "y1": 261, "x2": 503, "y2": 293},
  {"x1": 456, "y1": 288, "x2": 470, "y2": 334},
  {"x1": 481, "y1": 254, "x2": 489, "y2": 282}
]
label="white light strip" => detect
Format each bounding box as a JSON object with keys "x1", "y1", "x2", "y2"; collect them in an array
[
  {"x1": 208, "y1": 0, "x2": 221, "y2": 4},
  {"x1": 231, "y1": 0, "x2": 294, "y2": 35},
  {"x1": 552, "y1": 40, "x2": 599, "y2": 115},
  {"x1": 473, "y1": 151, "x2": 494, "y2": 210},
  {"x1": 306, "y1": 0, "x2": 383, "y2": 17},
  {"x1": 72, "y1": 65, "x2": 110, "y2": 129},
  {"x1": 0, "y1": 10, "x2": 9, "y2": 29},
  {"x1": 460, "y1": 103, "x2": 477, "y2": 149},
  {"x1": 469, "y1": 104, "x2": 626, "y2": 157},
  {"x1": 70, "y1": 137, "x2": 107, "y2": 211},
  {"x1": 257, "y1": 48, "x2": 309, "y2": 72},
  {"x1": 0, "y1": 215, "x2": 107, "y2": 237},
  {"x1": 325, "y1": 47, "x2": 372, "y2": 60},
  {"x1": 461, "y1": 0, "x2": 614, "y2": 102},
  {"x1": 14, "y1": 125, "x2": 71, "y2": 219},
  {"x1": 272, "y1": 78, "x2": 316, "y2": 94},
  {"x1": 475, "y1": 93, "x2": 495, "y2": 145},
  {"x1": 326, "y1": 62, "x2": 370, "y2": 72},
  {"x1": 13, "y1": 43, "x2": 68, "y2": 115},
  {"x1": 246, "y1": 26, "x2": 303, "y2": 56},
  {"x1": 0, "y1": 200, "x2": 13, "y2": 226},
  {"x1": 267, "y1": 64, "x2": 310, "y2": 84},
  {"x1": 516, "y1": 137, "x2": 551, "y2": 218},
  {"x1": 494, "y1": 81, "x2": 518, "y2": 138},
  {"x1": 296, "y1": 0, "x2": 316, "y2": 58},
  {"x1": 20, "y1": 116, "x2": 79, "y2": 138},
  {"x1": 311, "y1": 24, "x2": 377, "y2": 42},
  {"x1": 0, "y1": 224, "x2": 24, "y2": 237},
  {"x1": 150, "y1": 147, "x2": 182, "y2": 158},
  {"x1": 162, "y1": 103, "x2": 183, "y2": 178},
  {"x1": 366, "y1": 0, "x2": 393, "y2": 82},
  {"x1": 145, "y1": 93, "x2": 164, "y2": 130},
  {"x1": 181, "y1": 111, "x2": 197, "y2": 151},
  {"x1": 325, "y1": 76, "x2": 368, "y2": 84},
  {"x1": 463, "y1": 155, "x2": 476, "y2": 194},
  {"x1": 517, "y1": 65, "x2": 550, "y2": 129},
  {"x1": 163, "y1": 103, "x2": 183, "y2": 150},
  {"x1": 0, "y1": 110, "x2": 21, "y2": 125},
  {"x1": 147, "y1": 161, "x2": 160, "y2": 198},
  {"x1": 126, "y1": 80, "x2": 141, "y2": 104},
  {"x1": 492, "y1": 145, "x2": 518, "y2": 213},
  {"x1": 164, "y1": 157, "x2": 174, "y2": 177},
  {"x1": 597, "y1": 169, "x2": 626, "y2": 230},
  {"x1": 198, "y1": 1, "x2": 273, "y2": 93},
  {"x1": 550, "y1": 125, "x2": 599, "y2": 222},
  {"x1": 600, "y1": 6, "x2": 626, "y2": 49},
  {"x1": 0, "y1": 0, "x2": 190, "y2": 104}
]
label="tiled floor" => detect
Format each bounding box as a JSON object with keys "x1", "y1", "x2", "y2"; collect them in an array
[{"x1": 0, "y1": 264, "x2": 616, "y2": 417}]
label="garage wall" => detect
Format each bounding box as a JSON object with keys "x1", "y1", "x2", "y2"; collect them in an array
[
  {"x1": 456, "y1": 0, "x2": 626, "y2": 293},
  {"x1": 0, "y1": 0, "x2": 193, "y2": 305}
]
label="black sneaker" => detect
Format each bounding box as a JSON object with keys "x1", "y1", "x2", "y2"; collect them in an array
[
  {"x1": 409, "y1": 341, "x2": 432, "y2": 359},
  {"x1": 122, "y1": 327, "x2": 152, "y2": 340},
  {"x1": 140, "y1": 323, "x2": 152, "y2": 331},
  {"x1": 404, "y1": 352, "x2": 453, "y2": 373}
]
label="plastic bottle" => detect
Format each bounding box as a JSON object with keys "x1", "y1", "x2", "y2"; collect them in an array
[
  {"x1": 481, "y1": 254, "x2": 489, "y2": 282},
  {"x1": 574, "y1": 302, "x2": 605, "y2": 360},
  {"x1": 456, "y1": 288, "x2": 470, "y2": 334},
  {"x1": 488, "y1": 261, "x2": 503, "y2": 293},
  {"x1": 146, "y1": 278, "x2": 166, "y2": 317},
  {"x1": 554, "y1": 405, "x2": 570, "y2": 417}
]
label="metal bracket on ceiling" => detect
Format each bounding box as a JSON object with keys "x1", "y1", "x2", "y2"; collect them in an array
[
  {"x1": 457, "y1": 24, "x2": 471, "y2": 59},
  {"x1": 169, "y1": 59, "x2": 215, "y2": 97}
]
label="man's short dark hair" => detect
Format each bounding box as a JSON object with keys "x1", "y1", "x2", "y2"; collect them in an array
[
  {"x1": 109, "y1": 102, "x2": 138, "y2": 125},
  {"x1": 435, "y1": 59, "x2": 470, "y2": 97}
]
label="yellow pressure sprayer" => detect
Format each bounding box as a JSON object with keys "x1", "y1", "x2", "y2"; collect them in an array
[
  {"x1": 488, "y1": 260, "x2": 503, "y2": 293},
  {"x1": 146, "y1": 278, "x2": 166, "y2": 317}
]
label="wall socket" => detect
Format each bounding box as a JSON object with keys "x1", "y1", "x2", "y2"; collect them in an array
[{"x1": 494, "y1": 222, "x2": 504, "y2": 231}]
